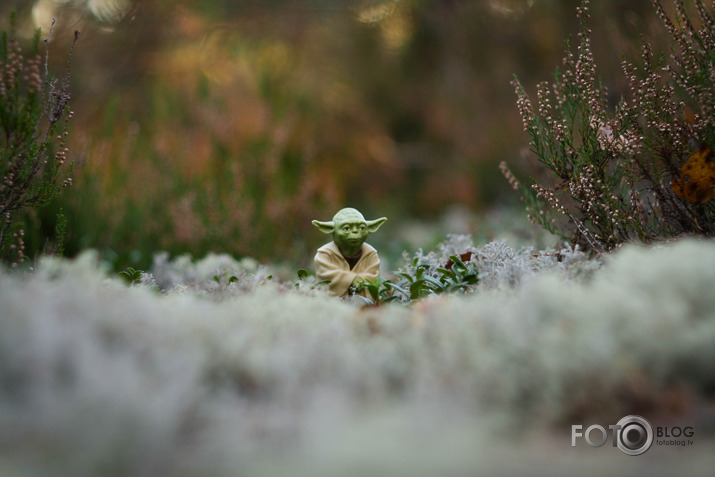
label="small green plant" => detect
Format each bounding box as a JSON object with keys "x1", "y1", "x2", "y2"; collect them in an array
[
  {"x1": 213, "y1": 274, "x2": 239, "y2": 285},
  {"x1": 434, "y1": 254, "x2": 479, "y2": 292},
  {"x1": 361, "y1": 255, "x2": 480, "y2": 306},
  {"x1": 118, "y1": 266, "x2": 144, "y2": 285},
  {"x1": 505, "y1": 0, "x2": 715, "y2": 252},
  {"x1": 0, "y1": 15, "x2": 79, "y2": 265},
  {"x1": 395, "y1": 264, "x2": 447, "y2": 300},
  {"x1": 295, "y1": 268, "x2": 332, "y2": 293},
  {"x1": 296, "y1": 268, "x2": 309, "y2": 281},
  {"x1": 362, "y1": 276, "x2": 405, "y2": 304}
]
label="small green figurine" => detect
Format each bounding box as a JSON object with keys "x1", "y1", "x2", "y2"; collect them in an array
[{"x1": 312, "y1": 208, "x2": 387, "y2": 297}]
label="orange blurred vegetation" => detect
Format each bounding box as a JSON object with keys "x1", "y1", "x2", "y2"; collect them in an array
[{"x1": 2, "y1": 0, "x2": 661, "y2": 268}]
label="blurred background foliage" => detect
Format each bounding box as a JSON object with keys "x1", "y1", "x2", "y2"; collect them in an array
[{"x1": 1, "y1": 0, "x2": 669, "y2": 270}]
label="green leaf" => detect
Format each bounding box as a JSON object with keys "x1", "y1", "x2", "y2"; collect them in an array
[
  {"x1": 386, "y1": 282, "x2": 409, "y2": 298},
  {"x1": 365, "y1": 284, "x2": 379, "y2": 301},
  {"x1": 423, "y1": 274, "x2": 445, "y2": 290},
  {"x1": 118, "y1": 267, "x2": 143, "y2": 284},
  {"x1": 448, "y1": 255, "x2": 467, "y2": 272},
  {"x1": 436, "y1": 267, "x2": 456, "y2": 281}
]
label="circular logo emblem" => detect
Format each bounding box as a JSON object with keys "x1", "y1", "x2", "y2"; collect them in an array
[{"x1": 615, "y1": 415, "x2": 653, "y2": 456}]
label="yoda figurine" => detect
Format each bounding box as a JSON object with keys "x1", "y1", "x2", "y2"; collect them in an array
[{"x1": 312, "y1": 208, "x2": 387, "y2": 297}]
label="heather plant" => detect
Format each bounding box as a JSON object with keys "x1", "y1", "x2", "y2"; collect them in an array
[
  {"x1": 0, "y1": 16, "x2": 78, "y2": 265},
  {"x1": 505, "y1": 0, "x2": 715, "y2": 252}
]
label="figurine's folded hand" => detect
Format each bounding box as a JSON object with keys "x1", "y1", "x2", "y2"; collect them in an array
[{"x1": 351, "y1": 276, "x2": 365, "y2": 290}]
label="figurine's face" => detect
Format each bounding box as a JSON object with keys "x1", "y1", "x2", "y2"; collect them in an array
[
  {"x1": 312, "y1": 207, "x2": 387, "y2": 256},
  {"x1": 334, "y1": 217, "x2": 369, "y2": 252}
]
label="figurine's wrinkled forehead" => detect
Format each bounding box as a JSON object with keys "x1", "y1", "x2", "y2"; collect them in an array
[{"x1": 333, "y1": 208, "x2": 366, "y2": 225}]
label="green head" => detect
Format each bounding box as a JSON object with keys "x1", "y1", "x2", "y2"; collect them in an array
[{"x1": 313, "y1": 208, "x2": 387, "y2": 257}]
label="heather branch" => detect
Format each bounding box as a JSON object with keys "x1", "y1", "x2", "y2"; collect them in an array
[
  {"x1": 0, "y1": 16, "x2": 79, "y2": 264},
  {"x1": 506, "y1": 0, "x2": 715, "y2": 251}
]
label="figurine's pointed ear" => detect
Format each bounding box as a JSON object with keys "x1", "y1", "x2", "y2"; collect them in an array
[
  {"x1": 365, "y1": 217, "x2": 387, "y2": 233},
  {"x1": 312, "y1": 220, "x2": 335, "y2": 234}
]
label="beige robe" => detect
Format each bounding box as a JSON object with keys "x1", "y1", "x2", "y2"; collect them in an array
[{"x1": 314, "y1": 241, "x2": 380, "y2": 297}]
